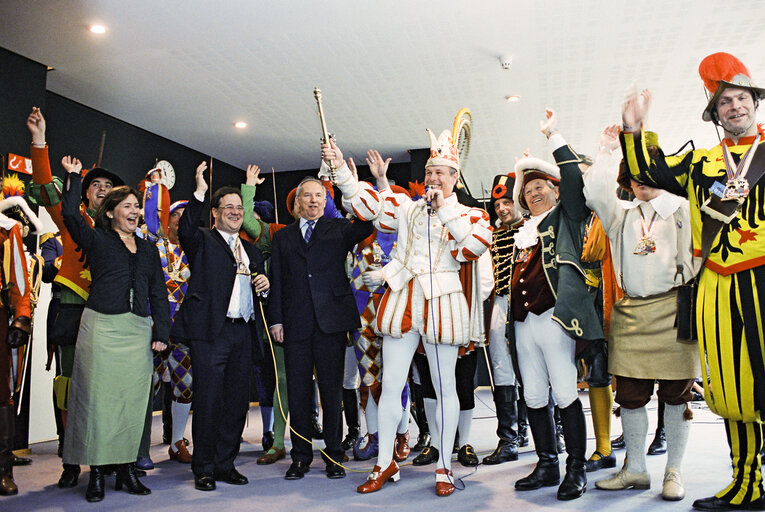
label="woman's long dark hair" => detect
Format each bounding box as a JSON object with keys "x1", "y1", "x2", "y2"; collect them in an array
[{"x1": 94, "y1": 186, "x2": 142, "y2": 231}]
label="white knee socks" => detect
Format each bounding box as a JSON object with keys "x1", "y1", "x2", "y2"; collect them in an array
[{"x1": 621, "y1": 406, "x2": 648, "y2": 474}]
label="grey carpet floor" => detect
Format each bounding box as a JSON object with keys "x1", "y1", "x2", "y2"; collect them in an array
[{"x1": 6, "y1": 388, "x2": 736, "y2": 511}]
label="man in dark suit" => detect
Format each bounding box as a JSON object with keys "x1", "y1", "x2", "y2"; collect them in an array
[
  {"x1": 173, "y1": 162, "x2": 270, "y2": 491},
  {"x1": 269, "y1": 176, "x2": 373, "y2": 480}
]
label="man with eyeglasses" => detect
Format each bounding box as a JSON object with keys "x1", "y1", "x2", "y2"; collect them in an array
[{"x1": 172, "y1": 163, "x2": 270, "y2": 492}]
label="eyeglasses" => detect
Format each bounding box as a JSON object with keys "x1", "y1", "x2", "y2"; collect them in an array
[{"x1": 217, "y1": 205, "x2": 244, "y2": 212}]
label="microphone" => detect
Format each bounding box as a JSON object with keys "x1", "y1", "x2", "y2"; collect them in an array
[
  {"x1": 249, "y1": 262, "x2": 268, "y2": 299},
  {"x1": 424, "y1": 185, "x2": 433, "y2": 216}
]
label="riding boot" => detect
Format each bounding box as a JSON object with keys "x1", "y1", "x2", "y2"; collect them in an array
[
  {"x1": 483, "y1": 385, "x2": 519, "y2": 464},
  {"x1": 515, "y1": 404, "x2": 560, "y2": 490},
  {"x1": 557, "y1": 399, "x2": 587, "y2": 500}
]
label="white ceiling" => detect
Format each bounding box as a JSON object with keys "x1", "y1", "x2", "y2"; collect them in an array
[{"x1": 2, "y1": 0, "x2": 765, "y2": 196}]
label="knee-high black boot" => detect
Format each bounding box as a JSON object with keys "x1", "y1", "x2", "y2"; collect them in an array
[
  {"x1": 0, "y1": 406, "x2": 17, "y2": 496},
  {"x1": 517, "y1": 387, "x2": 529, "y2": 447},
  {"x1": 557, "y1": 399, "x2": 587, "y2": 500},
  {"x1": 483, "y1": 386, "x2": 519, "y2": 464},
  {"x1": 341, "y1": 388, "x2": 360, "y2": 450},
  {"x1": 515, "y1": 404, "x2": 560, "y2": 490}
]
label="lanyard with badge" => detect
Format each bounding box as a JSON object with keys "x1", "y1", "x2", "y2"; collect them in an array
[
  {"x1": 634, "y1": 204, "x2": 658, "y2": 255},
  {"x1": 719, "y1": 133, "x2": 761, "y2": 200}
]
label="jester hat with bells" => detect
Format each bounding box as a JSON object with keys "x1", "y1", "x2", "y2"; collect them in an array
[
  {"x1": 512, "y1": 157, "x2": 561, "y2": 216},
  {"x1": 425, "y1": 129, "x2": 460, "y2": 172},
  {"x1": 699, "y1": 52, "x2": 765, "y2": 123}
]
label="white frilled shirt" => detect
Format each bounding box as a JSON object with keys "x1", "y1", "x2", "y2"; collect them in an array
[{"x1": 581, "y1": 149, "x2": 700, "y2": 298}]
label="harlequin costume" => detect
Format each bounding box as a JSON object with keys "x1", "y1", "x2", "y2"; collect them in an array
[
  {"x1": 510, "y1": 146, "x2": 602, "y2": 501},
  {"x1": 28, "y1": 144, "x2": 124, "y2": 487},
  {"x1": 326, "y1": 127, "x2": 491, "y2": 496},
  {"x1": 148, "y1": 200, "x2": 194, "y2": 463},
  {"x1": 620, "y1": 52, "x2": 765, "y2": 510},
  {"x1": 0, "y1": 199, "x2": 35, "y2": 496}
]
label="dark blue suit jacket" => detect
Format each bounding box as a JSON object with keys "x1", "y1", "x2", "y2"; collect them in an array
[
  {"x1": 268, "y1": 216, "x2": 373, "y2": 342},
  {"x1": 171, "y1": 195, "x2": 266, "y2": 358}
]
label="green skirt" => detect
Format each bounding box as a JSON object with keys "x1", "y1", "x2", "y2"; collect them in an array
[{"x1": 63, "y1": 308, "x2": 152, "y2": 466}]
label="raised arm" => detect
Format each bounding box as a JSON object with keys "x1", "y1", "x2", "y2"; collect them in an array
[
  {"x1": 541, "y1": 109, "x2": 591, "y2": 222},
  {"x1": 178, "y1": 162, "x2": 208, "y2": 257},
  {"x1": 61, "y1": 157, "x2": 96, "y2": 252},
  {"x1": 240, "y1": 164, "x2": 267, "y2": 241},
  {"x1": 319, "y1": 140, "x2": 385, "y2": 224},
  {"x1": 620, "y1": 88, "x2": 693, "y2": 196},
  {"x1": 27, "y1": 108, "x2": 66, "y2": 229},
  {"x1": 582, "y1": 125, "x2": 624, "y2": 233}
]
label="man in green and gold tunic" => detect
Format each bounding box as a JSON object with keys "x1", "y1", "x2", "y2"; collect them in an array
[{"x1": 620, "y1": 52, "x2": 765, "y2": 511}]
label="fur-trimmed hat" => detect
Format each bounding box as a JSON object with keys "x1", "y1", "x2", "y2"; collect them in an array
[
  {"x1": 491, "y1": 173, "x2": 515, "y2": 207},
  {"x1": 81, "y1": 167, "x2": 124, "y2": 206},
  {"x1": 699, "y1": 52, "x2": 765, "y2": 122},
  {"x1": 425, "y1": 129, "x2": 460, "y2": 172},
  {"x1": 0, "y1": 196, "x2": 43, "y2": 235},
  {"x1": 512, "y1": 157, "x2": 561, "y2": 214}
]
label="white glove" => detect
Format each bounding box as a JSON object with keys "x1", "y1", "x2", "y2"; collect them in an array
[{"x1": 361, "y1": 269, "x2": 384, "y2": 287}]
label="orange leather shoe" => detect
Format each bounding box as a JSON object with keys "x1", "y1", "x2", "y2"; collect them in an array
[
  {"x1": 168, "y1": 440, "x2": 192, "y2": 463},
  {"x1": 357, "y1": 461, "x2": 400, "y2": 493},
  {"x1": 393, "y1": 431, "x2": 411, "y2": 462},
  {"x1": 435, "y1": 468, "x2": 455, "y2": 497}
]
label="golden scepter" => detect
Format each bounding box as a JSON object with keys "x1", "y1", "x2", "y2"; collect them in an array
[{"x1": 313, "y1": 87, "x2": 336, "y2": 184}]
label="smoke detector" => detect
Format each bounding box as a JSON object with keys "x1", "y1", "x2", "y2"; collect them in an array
[{"x1": 499, "y1": 55, "x2": 513, "y2": 70}]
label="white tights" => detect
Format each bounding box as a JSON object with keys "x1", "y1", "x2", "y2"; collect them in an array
[{"x1": 374, "y1": 332, "x2": 459, "y2": 472}]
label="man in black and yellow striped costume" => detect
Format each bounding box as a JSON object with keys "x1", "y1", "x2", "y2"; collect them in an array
[{"x1": 620, "y1": 52, "x2": 765, "y2": 511}]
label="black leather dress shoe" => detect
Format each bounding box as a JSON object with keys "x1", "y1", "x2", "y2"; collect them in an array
[
  {"x1": 214, "y1": 468, "x2": 248, "y2": 485},
  {"x1": 585, "y1": 451, "x2": 617, "y2": 472},
  {"x1": 515, "y1": 463, "x2": 561, "y2": 490},
  {"x1": 194, "y1": 473, "x2": 216, "y2": 491},
  {"x1": 11, "y1": 454, "x2": 31, "y2": 466},
  {"x1": 285, "y1": 461, "x2": 310, "y2": 480},
  {"x1": 412, "y1": 446, "x2": 439, "y2": 466},
  {"x1": 457, "y1": 444, "x2": 479, "y2": 467},
  {"x1": 647, "y1": 427, "x2": 667, "y2": 455},
  {"x1": 692, "y1": 496, "x2": 765, "y2": 511},
  {"x1": 326, "y1": 462, "x2": 346, "y2": 479},
  {"x1": 58, "y1": 464, "x2": 80, "y2": 488},
  {"x1": 611, "y1": 434, "x2": 625, "y2": 449}
]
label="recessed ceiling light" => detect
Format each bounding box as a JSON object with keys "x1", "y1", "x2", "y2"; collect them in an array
[
  {"x1": 506, "y1": 95, "x2": 520, "y2": 103},
  {"x1": 90, "y1": 25, "x2": 107, "y2": 34},
  {"x1": 234, "y1": 121, "x2": 248, "y2": 129}
]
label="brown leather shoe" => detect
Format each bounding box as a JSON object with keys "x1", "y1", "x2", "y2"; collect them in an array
[
  {"x1": 168, "y1": 440, "x2": 192, "y2": 463},
  {"x1": 357, "y1": 461, "x2": 400, "y2": 494},
  {"x1": 393, "y1": 431, "x2": 411, "y2": 462},
  {"x1": 257, "y1": 447, "x2": 286, "y2": 465},
  {"x1": 435, "y1": 468, "x2": 455, "y2": 497}
]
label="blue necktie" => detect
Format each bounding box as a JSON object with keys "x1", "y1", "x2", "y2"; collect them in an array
[{"x1": 304, "y1": 220, "x2": 315, "y2": 242}]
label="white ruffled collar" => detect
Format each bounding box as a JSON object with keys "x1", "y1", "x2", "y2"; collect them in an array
[{"x1": 514, "y1": 207, "x2": 554, "y2": 250}]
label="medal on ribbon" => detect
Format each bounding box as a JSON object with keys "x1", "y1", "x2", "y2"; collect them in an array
[
  {"x1": 721, "y1": 134, "x2": 760, "y2": 201},
  {"x1": 634, "y1": 205, "x2": 658, "y2": 256}
]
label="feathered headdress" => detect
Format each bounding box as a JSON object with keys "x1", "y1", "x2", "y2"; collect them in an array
[{"x1": 699, "y1": 52, "x2": 765, "y2": 122}]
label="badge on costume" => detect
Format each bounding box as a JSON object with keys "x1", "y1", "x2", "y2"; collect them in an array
[
  {"x1": 516, "y1": 247, "x2": 532, "y2": 263},
  {"x1": 633, "y1": 236, "x2": 656, "y2": 255},
  {"x1": 723, "y1": 177, "x2": 750, "y2": 200}
]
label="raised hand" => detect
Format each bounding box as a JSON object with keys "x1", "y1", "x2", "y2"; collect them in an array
[
  {"x1": 514, "y1": 147, "x2": 532, "y2": 164},
  {"x1": 195, "y1": 161, "x2": 208, "y2": 196},
  {"x1": 540, "y1": 108, "x2": 558, "y2": 138},
  {"x1": 321, "y1": 139, "x2": 345, "y2": 169},
  {"x1": 61, "y1": 156, "x2": 82, "y2": 174},
  {"x1": 600, "y1": 124, "x2": 621, "y2": 152},
  {"x1": 245, "y1": 164, "x2": 264, "y2": 186},
  {"x1": 622, "y1": 88, "x2": 652, "y2": 130},
  {"x1": 27, "y1": 107, "x2": 46, "y2": 145},
  {"x1": 366, "y1": 149, "x2": 391, "y2": 190}
]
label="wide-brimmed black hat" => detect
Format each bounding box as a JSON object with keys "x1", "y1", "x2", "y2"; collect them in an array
[{"x1": 81, "y1": 167, "x2": 124, "y2": 206}]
